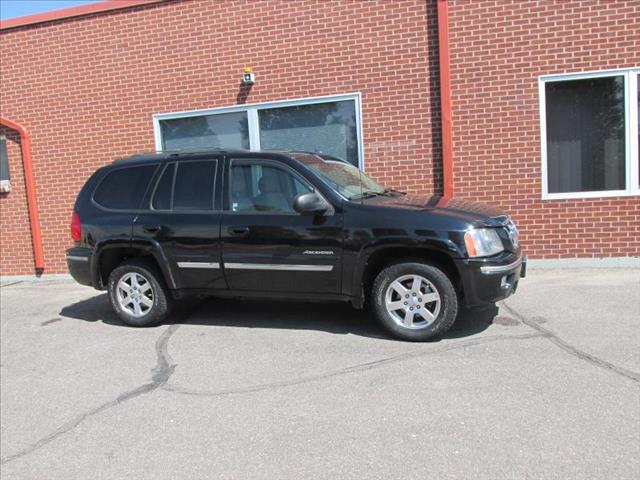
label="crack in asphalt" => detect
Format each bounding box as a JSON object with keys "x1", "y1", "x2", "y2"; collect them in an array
[
  {"x1": 501, "y1": 301, "x2": 640, "y2": 383},
  {"x1": 162, "y1": 332, "x2": 544, "y2": 397},
  {"x1": 40, "y1": 317, "x2": 62, "y2": 327},
  {"x1": 0, "y1": 324, "x2": 180, "y2": 466},
  {"x1": 7, "y1": 295, "x2": 636, "y2": 465}
]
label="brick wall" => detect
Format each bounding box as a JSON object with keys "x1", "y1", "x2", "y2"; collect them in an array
[
  {"x1": 1, "y1": 0, "x2": 638, "y2": 276},
  {"x1": 448, "y1": 0, "x2": 640, "y2": 259},
  {"x1": 0, "y1": 0, "x2": 440, "y2": 275}
]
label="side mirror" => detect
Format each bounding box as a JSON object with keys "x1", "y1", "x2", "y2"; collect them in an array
[{"x1": 293, "y1": 192, "x2": 329, "y2": 215}]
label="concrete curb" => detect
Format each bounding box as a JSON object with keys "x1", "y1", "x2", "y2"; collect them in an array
[
  {"x1": 1, "y1": 274, "x2": 73, "y2": 285},
  {"x1": 527, "y1": 257, "x2": 640, "y2": 269}
]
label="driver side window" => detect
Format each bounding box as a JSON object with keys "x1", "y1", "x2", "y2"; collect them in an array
[{"x1": 229, "y1": 161, "x2": 311, "y2": 213}]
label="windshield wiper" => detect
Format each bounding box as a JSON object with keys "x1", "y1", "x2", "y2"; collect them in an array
[
  {"x1": 349, "y1": 190, "x2": 385, "y2": 200},
  {"x1": 350, "y1": 188, "x2": 407, "y2": 200}
]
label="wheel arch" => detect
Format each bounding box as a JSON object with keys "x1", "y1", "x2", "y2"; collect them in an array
[
  {"x1": 92, "y1": 241, "x2": 176, "y2": 290},
  {"x1": 355, "y1": 245, "x2": 462, "y2": 308}
]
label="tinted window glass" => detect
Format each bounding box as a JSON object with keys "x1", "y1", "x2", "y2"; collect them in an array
[
  {"x1": 545, "y1": 76, "x2": 625, "y2": 193},
  {"x1": 152, "y1": 163, "x2": 174, "y2": 210},
  {"x1": 94, "y1": 165, "x2": 157, "y2": 210},
  {"x1": 173, "y1": 161, "x2": 216, "y2": 210},
  {"x1": 230, "y1": 162, "x2": 311, "y2": 213}
]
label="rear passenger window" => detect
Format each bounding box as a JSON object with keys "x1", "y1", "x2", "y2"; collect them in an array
[
  {"x1": 94, "y1": 165, "x2": 157, "y2": 210},
  {"x1": 151, "y1": 163, "x2": 174, "y2": 210},
  {"x1": 173, "y1": 160, "x2": 216, "y2": 211}
]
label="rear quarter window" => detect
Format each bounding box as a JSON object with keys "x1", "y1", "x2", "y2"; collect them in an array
[
  {"x1": 172, "y1": 160, "x2": 217, "y2": 211},
  {"x1": 151, "y1": 163, "x2": 174, "y2": 210},
  {"x1": 93, "y1": 164, "x2": 157, "y2": 210}
]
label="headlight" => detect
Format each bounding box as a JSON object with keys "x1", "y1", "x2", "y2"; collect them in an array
[
  {"x1": 464, "y1": 228, "x2": 504, "y2": 257},
  {"x1": 505, "y1": 220, "x2": 519, "y2": 249}
]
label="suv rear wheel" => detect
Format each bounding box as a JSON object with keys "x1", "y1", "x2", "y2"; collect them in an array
[
  {"x1": 108, "y1": 258, "x2": 172, "y2": 327},
  {"x1": 372, "y1": 262, "x2": 458, "y2": 341}
]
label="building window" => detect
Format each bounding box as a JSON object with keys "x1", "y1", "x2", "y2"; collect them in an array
[
  {"x1": 160, "y1": 112, "x2": 249, "y2": 151},
  {"x1": 153, "y1": 93, "x2": 364, "y2": 168},
  {"x1": 0, "y1": 136, "x2": 11, "y2": 193},
  {"x1": 540, "y1": 68, "x2": 640, "y2": 199}
]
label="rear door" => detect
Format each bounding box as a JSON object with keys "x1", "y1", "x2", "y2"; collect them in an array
[
  {"x1": 221, "y1": 157, "x2": 343, "y2": 294},
  {"x1": 132, "y1": 157, "x2": 225, "y2": 290},
  {"x1": 91, "y1": 163, "x2": 159, "y2": 249}
]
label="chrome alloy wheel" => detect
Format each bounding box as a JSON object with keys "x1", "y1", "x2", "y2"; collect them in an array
[
  {"x1": 116, "y1": 272, "x2": 154, "y2": 318},
  {"x1": 384, "y1": 274, "x2": 441, "y2": 329}
]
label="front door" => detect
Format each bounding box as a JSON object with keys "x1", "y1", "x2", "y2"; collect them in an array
[
  {"x1": 132, "y1": 157, "x2": 225, "y2": 290},
  {"x1": 221, "y1": 158, "x2": 343, "y2": 294}
]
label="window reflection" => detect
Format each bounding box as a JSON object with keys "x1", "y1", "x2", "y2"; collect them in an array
[
  {"x1": 259, "y1": 101, "x2": 359, "y2": 167},
  {"x1": 160, "y1": 112, "x2": 249, "y2": 151}
]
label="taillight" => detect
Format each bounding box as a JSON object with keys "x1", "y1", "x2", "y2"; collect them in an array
[{"x1": 71, "y1": 212, "x2": 81, "y2": 242}]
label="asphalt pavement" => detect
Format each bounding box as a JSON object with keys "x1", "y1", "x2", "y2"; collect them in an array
[{"x1": 1, "y1": 268, "x2": 638, "y2": 479}]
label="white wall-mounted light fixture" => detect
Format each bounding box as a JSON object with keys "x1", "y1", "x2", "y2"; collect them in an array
[{"x1": 242, "y1": 67, "x2": 255, "y2": 85}]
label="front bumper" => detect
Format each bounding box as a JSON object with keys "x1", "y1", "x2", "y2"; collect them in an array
[
  {"x1": 454, "y1": 252, "x2": 526, "y2": 308},
  {"x1": 66, "y1": 247, "x2": 93, "y2": 286}
]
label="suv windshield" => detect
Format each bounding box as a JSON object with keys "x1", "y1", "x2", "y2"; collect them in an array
[{"x1": 290, "y1": 153, "x2": 389, "y2": 200}]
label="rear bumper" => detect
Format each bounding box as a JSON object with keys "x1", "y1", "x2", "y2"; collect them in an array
[
  {"x1": 66, "y1": 247, "x2": 93, "y2": 286},
  {"x1": 455, "y1": 252, "x2": 526, "y2": 308}
]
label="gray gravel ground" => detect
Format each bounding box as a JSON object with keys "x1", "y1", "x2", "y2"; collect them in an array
[{"x1": 1, "y1": 268, "x2": 639, "y2": 479}]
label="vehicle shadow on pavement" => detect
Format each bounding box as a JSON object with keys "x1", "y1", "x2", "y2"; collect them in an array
[{"x1": 60, "y1": 293, "x2": 496, "y2": 341}]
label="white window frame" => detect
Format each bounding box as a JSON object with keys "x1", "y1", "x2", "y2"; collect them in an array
[
  {"x1": 539, "y1": 67, "x2": 640, "y2": 200},
  {"x1": 152, "y1": 92, "x2": 366, "y2": 170}
]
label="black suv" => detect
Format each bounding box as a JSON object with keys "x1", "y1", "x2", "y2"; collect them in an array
[{"x1": 67, "y1": 150, "x2": 525, "y2": 341}]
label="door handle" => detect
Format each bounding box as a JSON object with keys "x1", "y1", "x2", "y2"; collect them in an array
[
  {"x1": 143, "y1": 225, "x2": 163, "y2": 233},
  {"x1": 229, "y1": 226, "x2": 250, "y2": 236}
]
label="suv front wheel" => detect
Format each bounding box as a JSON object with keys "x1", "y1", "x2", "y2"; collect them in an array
[
  {"x1": 108, "y1": 258, "x2": 172, "y2": 327},
  {"x1": 372, "y1": 262, "x2": 458, "y2": 341}
]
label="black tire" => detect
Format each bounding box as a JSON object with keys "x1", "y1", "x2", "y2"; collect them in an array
[
  {"x1": 371, "y1": 262, "x2": 458, "y2": 341},
  {"x1": 107, "y1": 258, "x2": 173, "y2": 327}
]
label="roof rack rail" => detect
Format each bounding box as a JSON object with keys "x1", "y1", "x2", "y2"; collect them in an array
[
  {"x1": 129, "y1": 147, "x2": 230, "y2": 156},
  {"x1": 114, "y1": 147, "x2": 257, "y2": 164}
]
